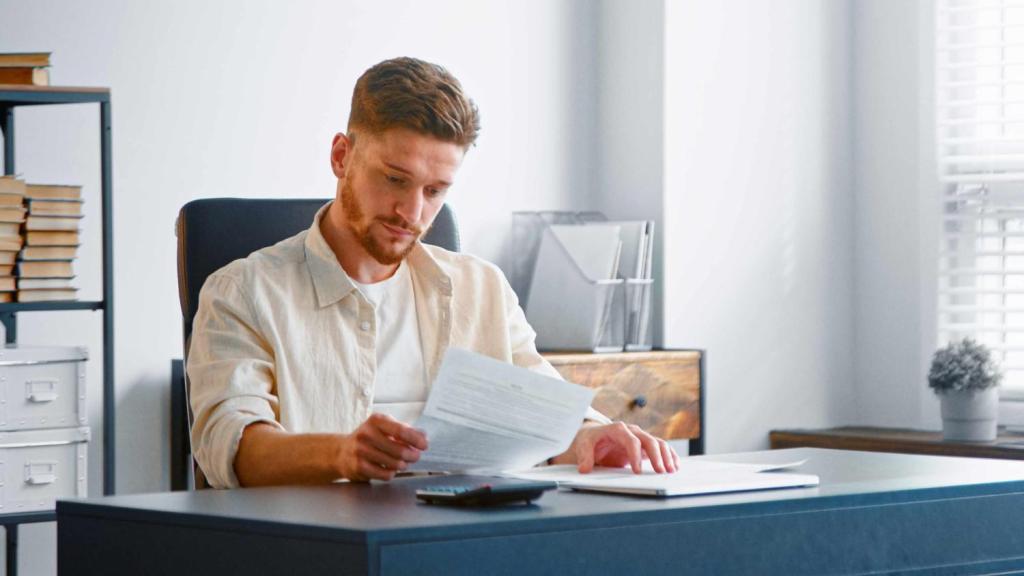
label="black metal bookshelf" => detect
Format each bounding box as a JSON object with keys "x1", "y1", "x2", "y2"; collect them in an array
[
  {"x1": 0, "y1": 84, "x2": 114, "y2": 576},
  {"x1": 0, "y1": 301, "x2": 104, "y2": 313}
]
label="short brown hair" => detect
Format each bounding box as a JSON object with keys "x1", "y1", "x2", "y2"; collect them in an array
[{"x1": 348, "y1": 57, "x2": 480, "y2": 148}]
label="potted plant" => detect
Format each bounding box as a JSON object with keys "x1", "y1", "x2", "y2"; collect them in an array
[{"x1": 928, "y1": 338, "x2": 1002, "y2": 442}]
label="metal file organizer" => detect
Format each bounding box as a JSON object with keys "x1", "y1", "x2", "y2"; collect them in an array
[
  {"x1": 527, "y1": 224, "x2": 624, "y2": 351},
  {"x1": 508, "y1": 210, "x2": 606, "y2": 309},
  {"x1": 513, "y1": 212, "x2": 655, "y2": 353}
]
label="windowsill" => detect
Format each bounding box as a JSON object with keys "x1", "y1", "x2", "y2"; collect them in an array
[{"x1": 999, "y1": 396, "x2": 1024, "y2": 428}]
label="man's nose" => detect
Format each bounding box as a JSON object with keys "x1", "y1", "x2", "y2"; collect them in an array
[{"x1": 394, "y1": 189, "x2": 424, "y2": 227}]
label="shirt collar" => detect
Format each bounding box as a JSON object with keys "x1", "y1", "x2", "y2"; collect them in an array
[
  {"x1": 305, "y1": 202, "x2": 357, "y2": 308},
  {"x1": 304, "y1": 202, "x2": 453, "y2": 308},
  {"x1": 407, "y1": 239, "x2": 453, "y2": 297}
]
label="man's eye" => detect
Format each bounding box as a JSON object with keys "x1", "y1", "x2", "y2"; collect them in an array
[{"x1": 386, "y1": 175, "x2": 405, "y2": 185}]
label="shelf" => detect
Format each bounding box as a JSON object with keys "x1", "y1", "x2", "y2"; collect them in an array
[
  {"x1": 0, "y1": 78, "x2": 115, "y2": 576},
  {"x1": 0, "y1": 301, "x2": 103, "y2": 313},
  {"x1": 0, "y1": 511, "x2": 55, "y2": 526},
  {"x1": 0, "y1": 85, "x2": 110, "y2": 106},
  {"x1": 1, "y1": 85, "x2": 115, "y2": 507}
]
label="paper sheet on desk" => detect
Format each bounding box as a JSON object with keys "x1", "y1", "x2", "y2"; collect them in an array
[{"x1": 408, "y1": 348, "x2": 594, "y2": 473}]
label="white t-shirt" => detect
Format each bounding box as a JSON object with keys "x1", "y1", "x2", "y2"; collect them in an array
[{"x1": 352, "y1": 261, "x2": 429, "y2": 425}]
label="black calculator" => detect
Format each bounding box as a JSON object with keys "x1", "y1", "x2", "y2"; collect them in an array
[{"x1": 415, "y1": 479, "x2": 557, "y2": 506}]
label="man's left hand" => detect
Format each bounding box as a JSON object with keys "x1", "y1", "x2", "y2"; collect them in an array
[{"x1": 550, "y1": 422, "x2": 680, "y2": 474}]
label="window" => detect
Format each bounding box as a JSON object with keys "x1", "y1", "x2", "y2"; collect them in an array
[{"x1": 937, "y1": 0, "x2": 1024, "y2": 400}]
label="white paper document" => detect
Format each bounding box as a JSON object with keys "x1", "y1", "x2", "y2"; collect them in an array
[{"x1": 408, "y1": 348, "x2": 595, "y2": 473}]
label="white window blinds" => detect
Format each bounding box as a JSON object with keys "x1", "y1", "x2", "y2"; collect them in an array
[{"x1": 937, "y1": 0, "x2": 1024, "y2": 396}]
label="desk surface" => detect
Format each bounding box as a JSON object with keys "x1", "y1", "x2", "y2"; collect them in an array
[{"x1": 58, "y1": 447, "x2": 1024, "y2": 576}]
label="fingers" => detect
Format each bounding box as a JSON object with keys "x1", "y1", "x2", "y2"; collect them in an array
[
  {"x1": 658, "y1": 438, "x2": 677, "y2": 473},
  {"x1": 357, "y1": 425, "x2": 422, "y2": 464},
  {"x1": 343, "y1": 414, "x2": 430, "y2": 482},
  {"x1": 354, "y1": 457, "x2": 397, "y2": 481},
  {"x1": 577, "y1": 440, "x2": 596, "y2": 474},
  {"x1": 367, "y1": 413, "x2": 428, "y2": 450},
  {"x1": 622, "y1": 424, "x2": 680, "y2": 474},
  {"x1": 579, "y1": 422, "x2": 677, "y2": 475},
  {"x1": 361, "y1": 414, "x2": 426, "y2": 464},
  {"x1": 629, "y1": 424, "x2": 665, "y2": 473},
  {"x1": 348, "y1": 452, "x2": 408, "y2": 482},
  {"x1": 571, "y1": 425, "x2": 603, "y2": 474},
  {"x1": 609, "y1": 422, "x2": 643, "y2": 474},
  {"x1": 356, "y1": 442, "x2": 408, "y2": 473}
]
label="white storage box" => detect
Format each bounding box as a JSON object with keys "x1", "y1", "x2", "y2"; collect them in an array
[
  {"x1": 0, "y1": 346, "x2": 87, "y2": 431},
  {"x1": 0, "y1": 426, "x2": 89, "y2": 513}
]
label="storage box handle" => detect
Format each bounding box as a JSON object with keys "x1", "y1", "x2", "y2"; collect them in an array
[
  {"x1": 26, "y1": 379, "x2": 58, "y2": 403},
  {"x1": 24, "y1": 461, "x2": 57, "y2": 485}
]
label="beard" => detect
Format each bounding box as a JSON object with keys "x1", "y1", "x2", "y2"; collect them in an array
[{"x1": 340, "y1": 178, "x2": 424, "y2": 265}]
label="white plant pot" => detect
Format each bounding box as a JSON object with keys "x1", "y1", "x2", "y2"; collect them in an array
[{"x1": 939, "y1": 387, "x2": 999, "y2": 442}]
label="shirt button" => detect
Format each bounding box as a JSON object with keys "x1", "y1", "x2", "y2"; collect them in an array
[
  {"x1": 362, "y1": 388, "x2": 371, "y2": 398},
  {"x1": 359, "y1": 321, "x2": 371, "y2": 332}
]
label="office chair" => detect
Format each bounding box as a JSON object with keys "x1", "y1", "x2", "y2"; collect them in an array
[{"x1": 172, "y1": 198, "x2": 460, "y2": 489}]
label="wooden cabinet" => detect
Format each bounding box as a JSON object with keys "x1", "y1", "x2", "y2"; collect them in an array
[{"x1": 543, "y1": 350, "x2": 704, "y2": 454}]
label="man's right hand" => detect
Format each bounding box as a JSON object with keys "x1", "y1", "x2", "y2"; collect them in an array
[{"x1": 336, "y1": 413, "x2": 429, "y2": 481}]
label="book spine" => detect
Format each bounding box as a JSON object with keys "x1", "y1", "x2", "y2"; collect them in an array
[{"x1": 0, "y1": 67, "x2": 49, "y2": 86}]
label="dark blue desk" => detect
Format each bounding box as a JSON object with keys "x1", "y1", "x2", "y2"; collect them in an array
[{"x1": 56, "y1": 447, "x2": 1024, "y2": 575}]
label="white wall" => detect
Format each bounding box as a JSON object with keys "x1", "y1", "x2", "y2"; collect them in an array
[
  {"x1": 852, "y1": 0, "x2": 941, "y2": 430},
  {"x1": 0, "y1": 1, "x2": 601, "y2": 573},
  {"x1": 663, "y1": 0, "x2": 857, "y2": 453},
  {"x1": 595, "y1": 0, "x2": 666, "y2": 346}
]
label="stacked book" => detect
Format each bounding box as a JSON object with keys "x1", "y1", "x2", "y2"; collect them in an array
[
  {"x1": 0, "y1": 53, "x2": 51, "y2": 86},
  {"x1": 19, "y1": 183, "x2": 82, "y2": 302},
  {"x1": 0, "y1": 177, "x2": 25, "y2": 302}
]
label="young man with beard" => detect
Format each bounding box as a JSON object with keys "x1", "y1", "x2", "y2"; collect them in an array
[{"x1": 187, "y1": 57, "x2": 680, "y2": 488}]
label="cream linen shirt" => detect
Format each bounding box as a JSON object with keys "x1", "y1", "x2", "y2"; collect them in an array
[{"x1": 187, "y1": 203, "x2": 607, "y2": 488}]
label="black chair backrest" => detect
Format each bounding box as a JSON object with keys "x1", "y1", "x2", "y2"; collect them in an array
[
  {"x1": 176, "y1": 198, "x2": 460, "y2": 345},
  {"x1": 172, "y1": 198, "x2": 459, "y2": 489}
]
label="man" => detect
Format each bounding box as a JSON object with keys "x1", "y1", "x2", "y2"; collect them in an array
[{"x1": 188, "y1": 57, "x2": 679, "y2": 488}]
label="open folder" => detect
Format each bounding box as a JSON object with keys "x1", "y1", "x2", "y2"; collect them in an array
[
  {"x1": 511, "y1": 460, "x2": 819, "y2": 498},
  {"x1": 560, "y1": 469, "x2": 820, "y2": 497}
]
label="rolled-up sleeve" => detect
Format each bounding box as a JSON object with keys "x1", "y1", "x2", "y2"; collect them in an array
[{"x1": 187, "y1": 273, "x2": 284, "y2": 488}]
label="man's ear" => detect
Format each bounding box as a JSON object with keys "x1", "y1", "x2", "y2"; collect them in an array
[{"x1": 330, "y1": 133, "x2": 352, "y2": 179}]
